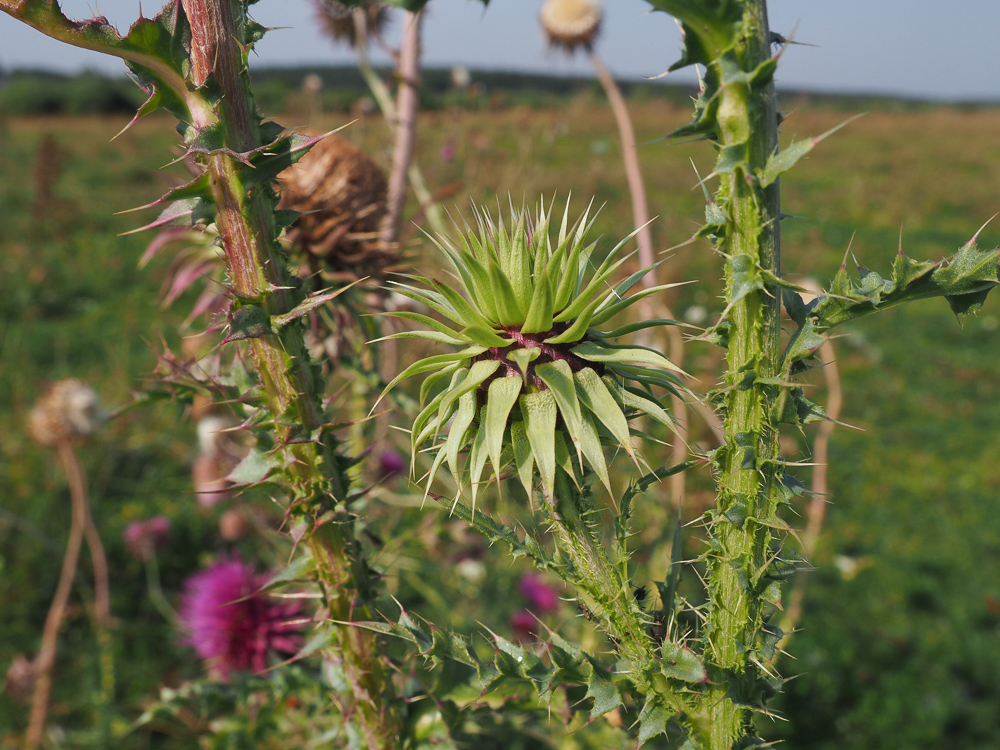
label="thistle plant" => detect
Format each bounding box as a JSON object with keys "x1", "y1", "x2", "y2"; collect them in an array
[
  {"x1": 6, "y1": 0, "x2": 1000, "y2": 747},
  {"x1": 380, "y1": 201, "x2": 684, "y2": 503},
  {"x1": 1, "y1": 0, "x2": 401, "y2": 744}
]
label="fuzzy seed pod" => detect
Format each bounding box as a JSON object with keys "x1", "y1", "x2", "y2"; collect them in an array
[
  {"x1": 28, "y1": 379, "x2": 104, "y2": 447},
  {"x1": 315, "y1": 0, "x2": 389, "y2": 48},
  {"x1": 218, "y1": 507, "x2": 252, "y2": 542},
  {"x1": 278, "y1": 133, "x2": 395, "y2": 282},
  {"x1": 540, "y1": 0, "x2": 602, "y2": 52},
  {"x1": 4, "y1": 655, "x2": 35, "y2": 705}
]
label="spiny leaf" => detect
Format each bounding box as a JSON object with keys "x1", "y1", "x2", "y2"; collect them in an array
[
  {"x1": 484, "y1": 376, "x2": 523, "y2": 480},
  {"x1": 759, "y1": 114, "x2": 864, "y2": 187},
  {"x1": 572, "y1": 341, "x2": 684, "y2": 374},
  {"x1": 637, "y1": 698, "x2": 671, "y2": 746},
  {"x1": 446, "y1": 391, "x2": 477, "y2": 482},
  {"x1": 510, "y1": 421, "x2": 535, "y2": 499},
  {"x1": 661, "y1": 643, "x2": 708, "y2": 683},
  {"x1": 520, "y1": 390, "x2": 558, "y2": 499},
  {"x1": 575, "y1": 368, "x2": 635, "y2": 462}
]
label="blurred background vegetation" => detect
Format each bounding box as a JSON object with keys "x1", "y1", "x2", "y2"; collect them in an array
[{"x1": 1, "y1": 68, "x2": 999, "y2": 748}]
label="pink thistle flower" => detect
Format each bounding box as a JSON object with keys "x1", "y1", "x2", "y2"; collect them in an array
[
  {"x1": 518, "y1": 574, "x2": 560, "y2": 613},
  {"x1": 123, "y1": 516, "x2": 171, "y2": 562},
  {"x1": 511, "y1": 610, "x2": 538, "y2": 642},
  {"x1": 379, "y1": 448, "x2": 406, "y2": 478},
  {"x1": 178, "y1": 560, "x2": 304, "y2": 677}
]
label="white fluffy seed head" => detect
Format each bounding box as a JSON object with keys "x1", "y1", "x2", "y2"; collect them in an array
[{"x1": 540, "y1": 0, "x2": 602, "y2": 52}]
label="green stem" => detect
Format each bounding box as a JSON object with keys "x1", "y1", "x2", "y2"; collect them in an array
[
  {"x1": 549, "y1": 471, "x2": 652, "y2": 668},
  {"x1": 703, "y1": 2, "x2": 782, "y2": 748}
]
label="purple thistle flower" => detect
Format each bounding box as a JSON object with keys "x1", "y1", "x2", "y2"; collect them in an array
[
  {"x1": 123, "y1": 516, "x2": 171, "y2": 562},
  {"x1": 510, "y1": 610, "x2": 537, "y2": 642},
  {"x1": 518, "y1": 574, "x2": 560, "y2": 613},
  {"x1": 379, "y1": 448, "x2": 407, "y2": 478},
  {"x1": 178, "y1": 559, "x2": 304, "y2": 677}
]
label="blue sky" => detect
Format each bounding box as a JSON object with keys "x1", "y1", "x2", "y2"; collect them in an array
[{"x1": 2, "y1": 0, "x2": 998, "y2": 101}]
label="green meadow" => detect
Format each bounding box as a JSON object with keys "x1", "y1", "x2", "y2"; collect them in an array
[{"x1": 2, "y1": 81, "x2": 1000, "y2": 748}]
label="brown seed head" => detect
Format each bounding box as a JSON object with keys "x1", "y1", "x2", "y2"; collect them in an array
[
  {"x1": 28, "y1": 379, "x2": 103, "y2": 447},
  {"x1": 315, "y1": 0, "x2": 389, "y2": 48},
  {"x1": 540, "y1": 0, "x2": 602, "y2": 52},
  {"x1": 278, "y1": 133, "x2": 395, "y2": 281},
  {"x1": 4, "y1": 655, "x2": 35, "y2": 705}
]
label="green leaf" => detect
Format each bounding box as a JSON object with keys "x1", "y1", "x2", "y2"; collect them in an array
[
  {"x1": 436, "y1": 359, "x2": 501, "y2": 439},
  {"x1": 534, "y1": 360, "x2": 584, "y2": 452},
  {"x1": 621, "y1": 387, "x2": 676, "y2": 431},
  {"x1": 759, "y1": 115, "x2": 864, "y2": 187},
  {"x1": 574, "y1": 368, "x2": 635, "y2": 461},
  {"x1": 521, "y1": 266, "x2": 554, "y2": 334},
  {"x1": 487, "y1": 259, "x2": 526, "y2": 326},
  {"x1": 660, "y1": 642, "x2": 707, "y2": 683},
  {"x1": 510, "y1": 421, "x2": 535, "y2": 499},
  {"x1": 446, "y1": 391, "x2": 478, "y2": 481},
  {"x1": 507, "y1": 347, "x2": 540, "y2": 379},
  {"x1": 585, "y1": 669, "x2": 622, "y2": 719},
  {"x1": 442, "y1": 494, "x2": 554, "y2": 570},
  {"x1": 589, "y1": 283, "x2": 683, "y2": 327},
  {"x1": 461, "y1": 325, "x2": 513, "y2": 348},
  {"x1": 383, "y1": 310, "x2": 463, "y2": 340},
  {"x1": 272, "y1": 284, "x2": 358, "y2": 329},
  {"x1": 227, "y1": 446, "x2": 280, "y2": 486},
  {"x1": 468, "y1": 422, "x2": 491, "y2": 507},
  {"x1": 520, "y1": 390, "x2": 558, "y2": 498},
  {"x1": 572, "y1": 341, "x2": 683, "y2": 374},
  {"x1": 579, "y1": 412, "x2": 612, "y2": 495},
  {"x1": 727, "y1": 253, "x2": 765, "y2": 308},
  {"x1": 637, "y1": 698, "x2": 671, "y2": 746},
  {"x1": 427, "y1": 277, "x2": 496, "y2": 331},
  {"x1": 224, "y1": 303, "x2": 271, "y2": 343},
  {"x1": 377, "y1": 348, "x2": 484, "y2": 411},
  {"x1": 484, "y1": 376, "x2": 523, "y2": 480}
]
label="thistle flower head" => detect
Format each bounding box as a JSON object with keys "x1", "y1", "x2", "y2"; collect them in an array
[
  {"x1": 28, "y1": 379, "x2": 104, "y2": 447},
  {"x1": 123, "y1": 516, "x2": 171, "y2": 562},
  {"x1": 379, "y1": 199, "x2": 684, "y2": 502},
  {"x1": 178, "y1": 560, "x2": 304, "y2": 677},
  {"x1": 315, "y1": 0, "x2": 390, "y2": 48},
  {"x1": 540, "y1": 0, "x2": 602, "y2": 52},
  {"x1": 277, "y1": 133, "x2": 394, "y2": 281}
]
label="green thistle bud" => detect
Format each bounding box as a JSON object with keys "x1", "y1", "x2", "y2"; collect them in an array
[{"x1": 377, "y1": 199, "x2": 685, "y2": 504}]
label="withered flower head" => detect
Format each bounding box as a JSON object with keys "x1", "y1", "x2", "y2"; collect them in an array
[
  {"x1": 278, "y1": 132, "x2": 396, "y2": 282},
  {"x1": 28, "y1": 379, "x2": 104, "y2": 447},
  {"x1": 315, "y1": 0, "x2": 389, "y2": 48}
]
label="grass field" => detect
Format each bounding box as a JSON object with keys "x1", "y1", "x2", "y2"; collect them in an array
[{"x1": 2, "y1": 91, "x2": 1000, "y2": 748}]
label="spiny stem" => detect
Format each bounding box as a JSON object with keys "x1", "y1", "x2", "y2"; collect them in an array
[
  {"x1": 181, "y1": 0, "x2": 401, "y2": 743},
  {"x1": 705, "y1": 1, "x2": 782, "y2": 747}
]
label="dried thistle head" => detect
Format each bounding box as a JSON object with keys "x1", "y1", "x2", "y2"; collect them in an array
[
  {"x1": 28, "y1": 379, "x2": 104, "y2": 447},
  {"x1": 315, "y1": 0, "x2": 389, "y2": 48},
  {"x1": 378, "y1": 199, "x2": 685, "y2": 503},
  {"x1": 540, "y1": 0, "x2": 602, "y2": 53},
  {"x1": 278, "y1": 132, "x2": 396, "y2": 283}
]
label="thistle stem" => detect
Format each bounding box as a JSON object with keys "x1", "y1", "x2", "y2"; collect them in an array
[
  {"x1": 25, "y1": 443, "x2": 87, "y2": 749},
  {"x1": 704, "y1": 2, "x2": 782, "y2": 747},
  {"x1": 549, "y1": 472, "x2": 652, "y2": 667},
  {"x1": 180, "y1": 0, "x2": 401, "y2": 743}
]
